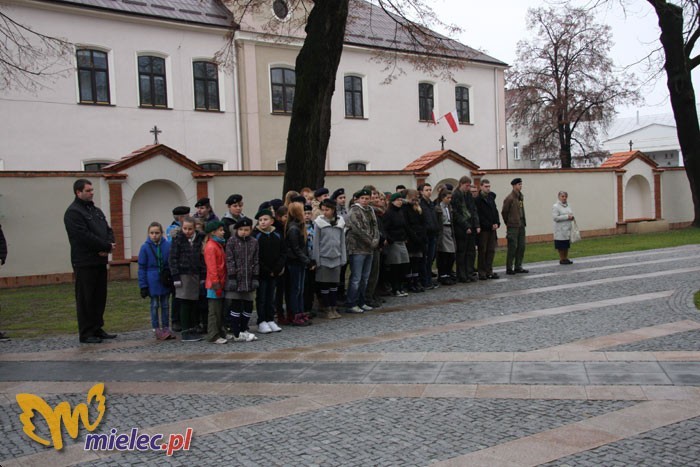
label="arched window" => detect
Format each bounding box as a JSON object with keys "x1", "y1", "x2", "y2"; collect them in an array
[
  {"x1": 193, "y1": 61, "x2": 220, "y2": 111},
  {"x1": 344, "y1": 75, "x2": 364, "y2": 118},
  {"x1": 418, "y1": 83, "x2": 434, "y2": 121},
  {"x1": 348, "y1": 162, "x2": 367, "y2": 171},
  {"x1": 199, "y1": 162, "x2": 224, "y2": 171},
  {"x1": 138, "y1": 55, "x2": 167, "y2": 108},
  {"x1": 83, "y1": 161, "x2": 113, "y2": 171},
  {"x1": 270, "y1": 67, "x2": 295, "y2": 114},
  {"x1": 77, "y1": 49, "x2": 110, "y2": 104}
]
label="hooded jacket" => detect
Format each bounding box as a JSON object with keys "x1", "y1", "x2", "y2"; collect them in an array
[
  {"x1": 203, "y1": 238, "x2": 226, "y2": 292},
  {"x1": 137, "y1": 237, "x2": 171, "y2": 296},
  {"x1": 225, "y1": 234, "x2": 259, "y2": 292},
  {"x1": 169, "y1": 231, "x2": 205, "y2": 281},
  {"x1": 345, "y1": 203, "x2": 379, "y2": 255},
  {"x1": 253, "y1": 226, "x2": 286, "y2": 277}
]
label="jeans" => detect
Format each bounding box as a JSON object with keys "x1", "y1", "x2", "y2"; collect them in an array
[
  {"x1": 287, "y1": 263, "x2": 306, "y2": 315},
  {"x1": 256, "y1": 276, "x2": 276, "y2": 323},
  {"x1": 149, "y1": 294, "x2": 170, "y2": 329},
  {"x1": 346, "y1": 254, "x2": 373, "y2": 307}
]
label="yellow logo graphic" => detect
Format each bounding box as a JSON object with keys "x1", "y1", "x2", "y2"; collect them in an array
[{"x1": 16, "y1": 383, "x2": 106, "y2": 450}]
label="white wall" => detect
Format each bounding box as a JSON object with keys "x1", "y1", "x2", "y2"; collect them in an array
[{"x1": 0, "y1": 2, "x2": 239, "y2": 170}]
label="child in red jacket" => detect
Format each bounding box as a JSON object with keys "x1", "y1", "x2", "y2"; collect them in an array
[{"x1": 203, "y1": 221, "x2": 228, "y2": 344}]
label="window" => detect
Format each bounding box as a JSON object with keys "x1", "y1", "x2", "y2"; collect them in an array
[
  {"x1": 271, "y1": 67, "x2": 295, "y2": 114},
  {"x1": 272, "y1": 0, "x2": 289, "y2": 20},
  {"x1": 77, "y1": 49, "x2": 110, "y2": 104},
  {"x1": 418, "y1": 83, "x2": 434, "y2": 121},
  {"x1": 348, "y1": 162, "x2": 367, "y2": 171},
  {"x1": 277, "y1": 161, "x2": 286, "y2": 171},
  {"x1": 83, "y1": 161, "x2": 111, "y2": 171},
  {"x1": 529, "y1": 150, "x2": 536, "y2": 161},
  {"x1": 513, "y1": 142, "x2": 520, "y2": 160},
  {"x1": 193, "y1": 61, "x2": 220, "y2": 111},
  {"x1": 455, "y1": 86, "x2": 470, "y2": 124},
  {"x1": 199, "y1": 162, "x2": 224, "y2": 171},
  {"x1": 138, "y1": 55, "x2": 167, "y2": 108},
  {"x1": 344, "y1": 76, "x2": 364, "y2": 118}
]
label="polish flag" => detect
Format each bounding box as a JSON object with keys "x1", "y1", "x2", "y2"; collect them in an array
[
  {"x1": 430, "y1": 110, "x2": 437, "y2": 125},
  {"x1": 443, "y1": 110, "x2": 459, "y2": 133}
]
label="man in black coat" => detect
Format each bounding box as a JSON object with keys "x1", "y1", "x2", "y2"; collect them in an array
[
  {"x1": 451, "y1": 176, "x2": 480, "y2": 282},
  {"x1": 418, "y1": 183, "x2": 439, "y2": 289},
  {"x1": 475, "y1": 179, "x2": 501, "y2": 280},
  {"x1": 64, "y1": 179, "x2": 117, "y2": 344}
]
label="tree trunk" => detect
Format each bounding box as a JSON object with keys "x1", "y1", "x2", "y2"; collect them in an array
[
  {"x1": 282, "y1": 0, "x2": 350, "y2": 194},
  {"x1": 649, "y1": 0, "x2": 700, "y2": 226},
  {"x1": 557, "y1": 122, "x2": 572, "y2": 168}
]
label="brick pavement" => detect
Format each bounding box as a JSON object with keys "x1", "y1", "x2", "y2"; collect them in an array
[{"x1": 1, "y1": 244, "x2": 700, "y2": 466}]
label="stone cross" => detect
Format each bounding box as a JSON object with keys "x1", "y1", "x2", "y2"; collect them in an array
[
  {"x1": 628, "y1": 140, "x2": 633, "y2": 151},
  {"x1": 150, "y1": 126, "x2": 162, "y2": 145},
  {"x1": 439, "y1": 135, "x2": 446, "y2": 151}
]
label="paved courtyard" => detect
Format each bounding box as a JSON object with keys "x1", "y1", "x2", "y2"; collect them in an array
[{"x1": 2, "y1": 244, "x2": 700, "y2": 466}]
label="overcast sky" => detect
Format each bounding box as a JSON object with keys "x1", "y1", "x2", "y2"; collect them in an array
[{"x1": 433, "y1": 0, "x2": 699, "y2": 119}]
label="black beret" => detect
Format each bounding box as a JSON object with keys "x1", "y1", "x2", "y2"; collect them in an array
[
  {"x1": 321, "y1": 199, "x2": 337, "y2": 209},
  {"x1": 390, "y1": 192, "x2": 405, "y2": 202},
  {"x1": 330, "y1": 188, "x2": 345, "y2": 200},
  {"x1": 194, "y1": 197, "x2": 210, "y2": 207},
  {"x1": 303, "y1": 204, "x2": 312, "y2": 211},
  {"x1": 226, "y1": 194, "x2": 243, "y2": 205},
  {"x1": 269, "y1": 198, "x2": 284, "y2": 210},
  {"x1": 353, "y1": 189, "x2": 371, "y2": 198},
  {"x1": 314, "y1": 187, "x2": 329, "y2": 198},
  {"x1": 255, "y1": 208, "x2": 274, "y2": 220},
  {"x1": 444, "y1": 183, "x2": 454, "y2": 191},
  {"x1": 511, "y1": 178, "x2": 523, "y2": 186},
  {"x1": 258, "y1": 201, "x2": 271, "y2": 211},
  {"x1": 233, "y1": 218, "x2": 253, "y2": 229},
  {"x1": 172, "y1": 206, "x2": 190, "y2": 215},
  {"x1": 291, "y1": 195, "x2": 306, "y2": 204}
]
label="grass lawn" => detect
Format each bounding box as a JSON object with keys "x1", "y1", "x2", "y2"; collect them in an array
[
  {"x1": 1, "y1": 227, "x2": 699, "y2": 338},
  {"x1": 695, "y1": 291, "x2": 700, "y2": 311}
]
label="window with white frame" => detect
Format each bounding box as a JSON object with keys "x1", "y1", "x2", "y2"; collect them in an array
[{"x1": 513, "y1": 142, "x2": 520, "y2": 160}]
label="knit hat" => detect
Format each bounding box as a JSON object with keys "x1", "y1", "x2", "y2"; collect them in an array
[
  {"x1": 255, "y1": 208, "x2": 274, "y2": 220},
  {"x1": 233, "y1": 218, "x2": 253, "y2": 229},
  {"x1": 511, "y1": 178, "x2": 523, "y2": 186},
  {"x1": 205, "y1": 220, "x2": 223, "y2": 233},
  {"x1": 314, "y1": 187, "x2": 329, "y2": 198}
]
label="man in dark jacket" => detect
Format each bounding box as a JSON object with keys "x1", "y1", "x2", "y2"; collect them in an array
[
  {"x1": 419, "y1": 183, "x2": 440, "y2": 289},
  {"x1": 451, "y1": 176, "x2": 480, "y2": 282},
  {"x1": 64, "y1": 179, "x2": 117, "y2": 343},
  {"x1": 475, "y1": 179, "x2": 500, "y2": 280}
]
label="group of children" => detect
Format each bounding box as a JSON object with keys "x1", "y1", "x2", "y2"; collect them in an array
[{"x1": 138, "y1": 183, "x2": 471, "y2": 344}]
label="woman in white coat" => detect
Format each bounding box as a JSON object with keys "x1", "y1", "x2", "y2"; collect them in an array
[{"x1": 552, "y1": 191, "x2": 575, "y2": 265}]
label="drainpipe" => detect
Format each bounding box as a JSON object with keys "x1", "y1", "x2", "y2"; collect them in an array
[
  {"x1": 494, "y1": 68, "x2": 502, "y2": 169},
  {"x1": 232, "y1": 31, "x2": 243, "y2": 170}
]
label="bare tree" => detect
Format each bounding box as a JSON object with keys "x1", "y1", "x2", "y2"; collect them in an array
[
  {"x1": 221, "y1": 0, "x2": 468, "y2": 192},
  {"x1": 507, "y1": 6, "x2": 640, "y2": 168},
  {"x1": 0, "y1": 7, "x2": 72, "y2": 91},
  {"x1": 644, "y1": 0, "x2": 700, "y2": 226}
]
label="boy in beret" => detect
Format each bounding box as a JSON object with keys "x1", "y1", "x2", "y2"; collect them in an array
[
  {"x1": 253, "y1": 209, "x2": 285, "y2": 332},
  {"x1": 194, "y1": 197, "x2": 219, "y2": 222},
  {"x1": 224, "y1": 217, "x2": 259, "y2": 341},
  {"x1": 344, "y1": 189, "x2": 380, "y2": 313},
  {"x1": 166, "y1": 206, "x2": 190, "y2": 242},
  {"x1": 222, "y1": 194, "x2": 247, "y2": 241}
]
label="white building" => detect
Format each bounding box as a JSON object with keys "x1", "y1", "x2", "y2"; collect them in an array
[{"x1": 0, "y1": 0, "x2": 508, "y2": 172}]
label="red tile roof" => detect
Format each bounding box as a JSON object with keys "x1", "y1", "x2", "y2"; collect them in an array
[
  {"x1": 404, "y1": 149, "x2": 479, "y2": 172},
  {"x1": 103, "y1": 144, "x2": 202, "y2": 172},
  {"x1": 600, "y1": 150, "x2": 658, "y2": 169}
]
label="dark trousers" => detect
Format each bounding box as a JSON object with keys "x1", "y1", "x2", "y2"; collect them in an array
[
  {"x1": 466, "y1": 232, "x2": 477, "y2": 276},
  {"x1": 421, "y1": 235, "x2": 437, "y2": 287},
  {"x1": 256, "y1": 276, "x2": 276, "y2": 323},
  {"x1": 74, "y1": 265, "x2": 108, "y2": 340},
  {"x1": 437, "y1": 251, "x2": 455, "y2": 278},
  {"x1": 506, "y1": 226, "x2": 526, "y2": 270},
  {"x1": 303, "y1": 267, "x2": 315, "y2": 312},
  {"x1": 389, "y1": 263, "x2": 409, "y2": 292},
  {"x1": 478, "y1": 230, "x2": 497, "y2": 277},
  {"x1": 454, "y1": 230, "x2": 468, "y2": 280}
]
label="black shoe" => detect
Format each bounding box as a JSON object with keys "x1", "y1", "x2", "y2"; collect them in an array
[
  {"x1": 489, "y1": 273, "x2": 500, "y2": 279},
  {"x1": 506, "y1": 269, "x2": 516, "y2": 275},
  {"x1": 80, "y1": 336, "x2": 103, "y2": 344},
  {"x1": 478, "y1": 275, "x2": 488, "y2": 281},
  {"x1": 466, "y1": 276, "x2": 478, "y2": 283},
  {"x1": 171, "y1": 322, "x2": 182, "y2": 332},
  {"x1": 458, "y1": 277, "x2": 469, "y2": 283},
  {"x1": 514, "y1": 268, "x2": 529, "y2": 274},
  {"x1": 96, "y1": 329, "x2": 117, "y2": 339},
  {"x1": 560, "y1": 259, "x2": 573, "y2": 265}
]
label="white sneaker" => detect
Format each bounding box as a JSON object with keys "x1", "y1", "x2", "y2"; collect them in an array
[
  {"x1": 361, "y1": 304, "x2": 373, "y2": 311},
  {"x1": 225, "y1": 333, "x2": 234, "y2": 340},
  {"x1": 267, "y1": 321, "x2": 282, "y2": 332},
  {"x1": 240, "y1": 331, "x2": 258, "y2": 341},
  {"x1": 347, "y1": 305, "x2": 364, "y2": 314},
  {"x1": 258, "y1": 322, "x2": 272, "y2": 334},
  {"x1": 213, "y1": 337, "x2": 227, "y2": 344},
  {"x1": 232, "y1": 333, "x2": 254, "y2": 342}
]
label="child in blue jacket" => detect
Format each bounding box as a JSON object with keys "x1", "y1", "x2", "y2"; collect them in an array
[{"x1": 138, "y1": 222, "x2": 174, "y2": 340}]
